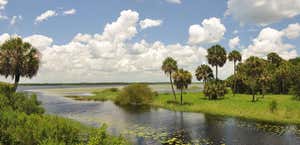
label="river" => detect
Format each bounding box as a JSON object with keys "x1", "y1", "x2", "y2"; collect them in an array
[{"x1": 18, "y1": 85, "x2": 300, "y2": 145}]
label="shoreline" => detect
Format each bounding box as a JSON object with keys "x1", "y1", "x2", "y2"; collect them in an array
[{"x1": 65, "y1": 90, "x2": 300, "y2": 125}]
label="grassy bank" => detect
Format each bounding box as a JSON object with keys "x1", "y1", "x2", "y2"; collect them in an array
[
  {"x1": 68, "y1": 88, "x2": 300, "y2": 125},
  {"x1": 152, "y1": 92, "x2": 300, "y2": 125}
]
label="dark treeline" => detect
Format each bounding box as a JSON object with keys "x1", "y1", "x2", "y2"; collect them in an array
[{"x1": 227, "y1": 52, "x2": 300, "y2": 100}]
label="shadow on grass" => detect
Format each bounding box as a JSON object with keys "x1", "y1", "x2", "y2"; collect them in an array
[{"x1": 166, "y1": 100, "x2": 193, "y2": 106}]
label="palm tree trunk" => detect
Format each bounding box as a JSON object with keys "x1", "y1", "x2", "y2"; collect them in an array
[
  {"x1": 180, "y1": 88, "x2": 183, "y2": 105},
  {"x1": 14, "y1": 74, "x2": 20, "y2": 92},
  {"x1": 252, "y1": 89, "x2": 255, "y2": 102},
  {"x1": 215, "y1": 66, "x2": 218, "y2": 80},
  {"x1": 169, "y1": 72, "x2": 176, "y2": 101},
  {"x1": 233, "y1": 62, "x2": 236, "y2": 96}
]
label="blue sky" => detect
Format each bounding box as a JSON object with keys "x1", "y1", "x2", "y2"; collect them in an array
[{"x1": 0, "y1": 0, "x2": 300, "y2": 83}]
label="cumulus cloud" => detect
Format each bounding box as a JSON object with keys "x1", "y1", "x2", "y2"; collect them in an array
[
  {"x1": 0, "y1": 10, "x2": 209, "y2": 83},
  {"x1": 0, "y1": 0, "x2": 7, "y2": 10},
  {"x1": 226, "y1": 0, "x2": 300, "y2": 25},
  {"x1": 63, "y1": 9, "x2": 76, "y2": 15},
  {"x1": 35, "y1": 10, "x2": 57, "y2": 24},
  {"x1": 229, "y1": 36, "x2": 240, "y2": 49},
  {"x1": 140, "y1": 18, "x2": 162, "y2": 29},
  {"x1": 24, "y1": 35, "x2": 53, "y2": 50},
  {"x1": 242, "y1": 25, "x2": 298, "y2": 60},
  {"x1": 188, "y1": 17, "x2": 226, "y2": 45},
  {"x1": 0, "y1": 33, "x2": 10, "y2": 44},
  {"x1": 283, "y1": 23, "x2": 300, "y2": 39},
  {"x1": 165, "y1": 0, "x2": 181, "y2": 4}
]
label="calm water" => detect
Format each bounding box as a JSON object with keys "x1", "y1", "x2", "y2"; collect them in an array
[{"x1": 18, "y1": 85, "x2": 300, "y2": 145}]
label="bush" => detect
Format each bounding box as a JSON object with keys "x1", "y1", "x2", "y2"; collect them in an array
[
  {"x1": 0, "y1": 82, "x2": 14, "y2": 97},
  {"x1": 269, "y1": 100, "x2": 278, "y2": 113},
  {"x1": 115, "y1": 84, "x2": 153, "y2": 106},
  {"x1": 107, "y1": 88, "x2": 119, "y2": 92},
  {"x1": 0, "y1": 92, "x2": 44, "y2": 115},
  {"x1": 87, "y1": 124, "x2": 129, "y2": 145},
  {"x1": 204, "y1": 80, "x2": 227, "y2": 100},
  {"x1": 0, "y1": 111, "x2": 87, "y2": 145}
]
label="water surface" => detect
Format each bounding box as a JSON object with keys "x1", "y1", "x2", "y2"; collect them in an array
[{"x1": 18, "y1": 85, "x2": 300, "y2": 145}]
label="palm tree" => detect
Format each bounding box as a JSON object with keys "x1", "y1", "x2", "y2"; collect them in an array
[
  {"x1": 267, "y1": 52, "x2": 282, "y2": 67},
  {"x1": 162, "y1": 57, "x2": 178, "y2": 100},
  {"x1": 206, "y1": 45, "x2": 227, "y2": 80},
  {"x1": 173, "y1": 69, "x2": 192, "y2": 105},
  {"x1": 195, "y1": 64, "x2": 213, "y2": 86},
  {"x1": 0, "y1": 37, "x2": 40, "y2": 91},
  {"x1": 239, "y1": 56, "x2": 265, "y2": 102},
  {"x1": 228, "y1": 50, "x2": 242, "y2": 95},
  {"x1": 275, "y1": 61, "x2": 292, "y2": 94}
]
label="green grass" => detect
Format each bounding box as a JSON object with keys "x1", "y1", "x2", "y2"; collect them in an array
[
  {"x1": 66, "y1": 88, "x2": 119, "y2": 101},
  {"x1": 152, "y1": 92, "x2": 300, "y2": 124},
  {"x1": 65, "y1": 88, "x2": 300, "y2": 125}
]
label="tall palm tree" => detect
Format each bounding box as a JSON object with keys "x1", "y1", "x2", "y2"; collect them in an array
[
  {"x1": 206, "y1": 45, "x2": 227, "y2": 80},
  {"x1": 228, "y1": 50, "x2": 242, "y2": 95},
  {"x1": 173, "y1": 69, "x2": 192, "y2": 105},
  {"x1": 195, "y1": 64, "x2": 213, "y2": 86},
  {"x1": 162, "y1": 57, "x2": 178, "y2": 100},
  {"x1": 0, "y1": 37, "x2": 40, "y2": 91}
]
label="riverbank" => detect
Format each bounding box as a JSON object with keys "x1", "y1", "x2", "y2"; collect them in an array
[{"x1": 66, "y1": 89, "x2": 300, "y2": 125}]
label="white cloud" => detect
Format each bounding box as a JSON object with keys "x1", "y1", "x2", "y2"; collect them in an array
[
  {"x1": 35, "y1": 10, "x2": 57, "y2": 24},
  {"x1": 0, "y1": 10, "x2": 210, "y2": 83},
  {"x1": 24, "y1": 35, "x2": 53, "y2": 50},
  {"x1": 10, "y1": 15, "x2": 22, "y2": 25},
  {"x1": 0, "y1": 0, "x2": 8, "y2": 10},
  {"x1": 242, "y1": 26, "x2": 298, "y2": 60},
  {"x1": 0, "y1": 33, "x2": 10, "y2": 44},
  {"x1": 166, "y1": 0, "x2": 181, "y2": 4},
  {"x1": 283, "y1": 23, "x2": 300, "y2": 39},
  {"x1": 188, "y1": 17, "x2": 226, "y2": 45},
  {"x1": 226, "y1": 0, "x2": 300, "y2": 25},
  {"x1": 63, "y1": 9, "x2": 76, "y2": 15},
  {"x1": 229, "y1": 36, "x2": 240, "y2": 49},
  {"x1": 139, "y1": 18, "x2": 162, "y2": 29}
]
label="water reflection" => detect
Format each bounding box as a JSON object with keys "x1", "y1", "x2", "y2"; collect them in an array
[{"x1": 18, "y1": 85, "x2": 300, "y2": 145}]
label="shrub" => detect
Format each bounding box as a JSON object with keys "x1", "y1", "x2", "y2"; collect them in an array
[
  {"x1": 115, "y1": 84, "x2": 153, "y2": 106},
  {"x1": 0, "y1": 111, "x2": 87, "y2": 145},
  {"x1": 7, "y1": 93, "x2": 44, "y2": 114},
  {"x1": 204, "y1": 80, "x2": 227, "y2": 100},
  {"x1": 0, "y1": 82, "x2": 14, "y2": 97},
  {"x1": 107, "y1": 88, "x2": 119, "y2": 92},
  {"x1": 269, "y1": 100, "x2": 278, "y2": 113},
  {"x1": 87, "y1": 124, "x2": 129, "y2": 145}
]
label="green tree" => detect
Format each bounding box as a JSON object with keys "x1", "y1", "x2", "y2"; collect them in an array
[
  {"x1": 173, "y1": 69, "x2": 192, "y2": 105},
  {"x1": 258, "y1": 70, "x2": 271, "y2": 98},
  {"x1": 274, "y1": 61, "x2": 293, "y2": 94},
  {"x1": 267, "y1": 52, "x2": 282, "y2": 67},
  {"x1": 195, "y1": 64, "x2": 213, "y2": 86},
  {"x1": 238, "y1": 56, "x2": 265, "y2": 102},
  {"x1": 162, "y1": 57, "x2": 178, "y2": 100},
  {"x1": 0, "y1": 37, "x2": 40, "y2": 91},
  {"x1": 206, "y1": 45, "x2": 227, "y2": 80},
  {"x1": 204, "y1": 80, "x2": 227, "y2": 100},
  {"x1": 228, "y1": 50, "x2": 242, "y2": 95}
]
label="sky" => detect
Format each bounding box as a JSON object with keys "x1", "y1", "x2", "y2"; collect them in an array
[{"x1": 0, "y1": 0, "x2": 300, "y2": 83}]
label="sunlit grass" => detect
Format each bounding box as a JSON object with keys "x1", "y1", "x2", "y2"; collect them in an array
[
  {"x1": 152, "y1": 92, "x2": 300, "y2": 124},
  {"x1": 64, "y1": 86, "x2": 300, "y2": 124}
]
